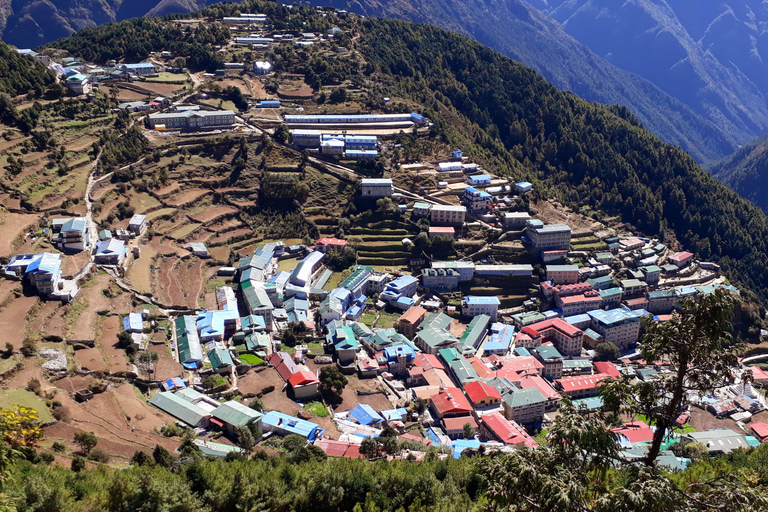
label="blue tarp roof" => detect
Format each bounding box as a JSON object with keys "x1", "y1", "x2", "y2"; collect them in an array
[{"x1": 123, "y1": 312, "x2": 143, "y2": 332}]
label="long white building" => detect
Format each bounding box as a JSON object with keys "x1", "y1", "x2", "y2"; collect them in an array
[{"x1": 147, "y1": 110, "x2": 235, "y2": 129}]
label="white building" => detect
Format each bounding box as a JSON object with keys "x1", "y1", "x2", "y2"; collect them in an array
[
  {"x1": 65, "y1": 74, "x2": 91, "y2": 95},
  {"x1": 432, "y1": 261, "x2": 475, "y2": 281},
  {"x1": 526, "y1": 220, "x2": 571, "y2": 252},
  {"x1": 128, "y1": 214, "x2": 147, "y2": 235},
  {"x1": 462, "y1": 296, "x2": 500, "y2": 321},
  {"x1": 361, "y1": 179, "x2": 393, "y2": 198},
  {"x1": 147, "y1": 110, "x2": 235, "y2": 129},
  {"x1": 291, "y1": 129, "x2": 322, "y2": 147},
  {"x1": 587, "y1": 308, "x2": 642, "y2": 350},
  {"x1": 430, "y1": 205, "x2": 466, "y2": 225},
  {"x1": 253, "y1": 61, "x2": 273, "y2": 74},
  {"x1": 503, "y1": 212, "x2": 531, "y2": 230}
]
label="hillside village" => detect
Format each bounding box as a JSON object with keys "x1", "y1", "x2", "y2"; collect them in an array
[{"x1": 3, "y1": 5, "x2": 768, "y2": 468}]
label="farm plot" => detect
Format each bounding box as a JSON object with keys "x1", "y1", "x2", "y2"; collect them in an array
[
  {"x1": 0, "y1": 211, "x2": 42, "y2": 257},
  {"x1": 98, "y1": 315, "x2": 130, "y2": 373},
  {"x1": 190, "y1": 206, "x2": 239, "y2": 223},
  {"x1": 151, "y1": 257, "x2": 205, "y2": 307},
  {"x1": 165, "y1": 189, "x2": 211, "y2": 206},
  {"x1": 126, "y1": 243, "x2": 157, "y2": 294}
]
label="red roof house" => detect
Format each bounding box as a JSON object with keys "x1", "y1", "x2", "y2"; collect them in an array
[
  {"x1": 611, "y1": 421, "x2": 655, "y2": 444},
  {"x1": 463, "y1": 380, "x2": 502, "y2": 407},
  {"x1": 519, "y1": 374, "x2": 561, "y2": 403},
  {"x1": 431, "y1": 387, "x2": 473, "y2": 419},
  {"x1": 315, "y1": 238, "x2": 347, "y2": 253},
  {"x1": 287, "y1": 370, "x2": 320, "y2": 399},
  {"x1": 443, "y1": 416, "x2": 478, "y2": 439},
  {"x1": 748, "y1": 422, "x2": 768, "y2": 442},
  {"x1": 593, "y1": 361, "x2": 621, "y2": 379},
  {"x1": 413, "y1": 352, "x2": 444, "y2": 371},
  {"x1": 500, "y1": 356, "x2": 544, "y2": 375},
  {"x1": 554, "y1": 373, "x2": 612, "y2": 397},
  {"x1": 482, "y1": 411, "x2": 538, "y2": 448},
  {"x1": 669, "y1": 251, "x2": 694, "y2": 268}
]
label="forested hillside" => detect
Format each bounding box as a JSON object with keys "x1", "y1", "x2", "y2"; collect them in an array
[
  {"x1": 710, "y1": 134, "x2": 768, "y2": 214},
  {"x1": 305, "y1": 0, "x2": 737, "y2": 163},
  {"x1": 0, "y1": 40, "x2": 57, "y2": 96},
  {"x1": 355, "y1": 17, "x2": 768, "y2": 305},
  {"x1": 43, "y1": 3, "x2": 768, "y2": 305}
]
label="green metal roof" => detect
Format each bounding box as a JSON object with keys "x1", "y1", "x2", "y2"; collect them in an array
[
  {"x1": 562, "y1": 359, "x2": 593, "y2": 369},
  {"x1": 175, "y1": 316, "x2": 203, "y2": 363},
  {"x1": 420, "y1": 312, "x2": 452, "y2": 331},
  {"x1": 418, "y1": 328, "x2": 458, "y2": 349},
  {"x1": 175, "y1": 387, "x2": 206, "y2": 403},
  {"x1": 208, "y1": 347, "x2": 234, "y2": 370},
  {"x1": 459, "y1": 314, "x2": 490, "y2": 349},
  {"x1": 245, "y1": 332, "x2": 271, "y2": 352},
  {"x1": 448, "y1": 357, "x2": 479, "y2": 385},
  {"x1": 211, "y1": 400, "x2": 263, "y2": 427},
  {"x1": 532, "y1": 344, "x2": 563, "y2": 361},
  {"x1": 149, "y1": 392, "x2": 209, "y2": 426},
  {"x1": 504, "y1": 387, "x2": 547, "y2": 408}
]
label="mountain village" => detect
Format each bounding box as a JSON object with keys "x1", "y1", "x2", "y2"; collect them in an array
[{"x1": 4, "y1": 6, "x2": 768, "y2": 469}]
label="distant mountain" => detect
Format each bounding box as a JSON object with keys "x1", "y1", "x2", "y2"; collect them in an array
[
  {"x1": 301, "y1": 0, "x2": 745, "y2": 163},
  {"x1": 0, "y1": 0, "x2": 216, "y2": 50},
  {"x1": 532, "y1": 0, "x2": 768, "y2": 161},
  {"x1": 710, "y1": 134, "x2": 768, "y2": 214}
]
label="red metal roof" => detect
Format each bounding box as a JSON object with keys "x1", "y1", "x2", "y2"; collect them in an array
[
  {"x1": 494, "y1": 368, "x2": 524, "y2": 382},
  {"x1": 751, "y1": 366, "x2": 768, "y2": 380},
  {"x1": 593, "y1": 361, "x2": 621, "y2": 379},
  {"x1": 432, "y1": 388, "x2": 473, "y2": 416},
  {"x1": 611, "y1": 421, "x2": 654, "y2": 444},
  {"x1": 443, "y1": 415, "x2": 477, "y2": 432},
  {"x1": 209, "y1": 418, "x2": 224, "y2": 427},
  {"x1": 555, "y1": 373, "x2": 612, "y2": 392},
  {"x1": 558, "y1": 294, "x2": 602, "y2": 305},
  {"x1": 288, "y1": 371, "x2": 319, "y2": 387},
  {"x1": 500, "y1": 356, "x2": 544, "y2": 374},
  {"x1": 343, "y1": 444, "x2": 362, "y2": 459},
  {"x1": 399, "y1": 433, "x2": 432, "y2": 446},
  {"x1": 316, "y1": 439, "x2": 351, "y2": 457},
  {"x1": 428, "y1": 227, "x2": 456, "y2": 234},
  {"x1": 463, "y1": 380, "x2": 501, "y2": 403},
  {"x1": 522, "y1": 318, "x2": 583, "y2": 339},
  {"x1": 482, "y1": 411, "x2": 538, "y2": 447},
  {"x1": 275, "y1": 362, "x2": 297, "y2": 382},
  {"x1": 749, "y1": 422, "x2": 768, "y2": 441},
  {"x1": 398, "y1": 306, "x2": 427, "y2": 324},
  {"x1": 413, "y1": 353, "x2": 444, "y2": 370},
  {"x1": 316, "y1": 237, "x2": 347, "y2": 246},
  {"x1": 469, "y1": 357, "x2": 493, "y2": 379},
  {"x1": 519, "y1": 375, "x2": 561, "y2": 401}
]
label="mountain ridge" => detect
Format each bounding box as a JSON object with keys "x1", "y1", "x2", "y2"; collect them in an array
[
  {"x1": 303, "y1": 0, "x2": 739, "y2": 163},
  {"x1": 710, "y1": 134, "x2": 768, "y2": 214}
]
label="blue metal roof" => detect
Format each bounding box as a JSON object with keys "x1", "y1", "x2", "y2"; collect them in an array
[
  {"x1": 349, "y1": 404, "x2": 384, "y2": 426},
  {"x1": 587, "y1": 308, "x2": 640, "y2": 327},
  {"x1": 262, "y1": 411, "x2": 322, "y2": 441},
  {"x1": 26, "y1": 253, "x2": 61, "y2": 275},
  {"x1": 384, "y1": 343, "x2": 415, "y2": 362}
]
